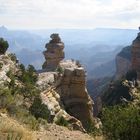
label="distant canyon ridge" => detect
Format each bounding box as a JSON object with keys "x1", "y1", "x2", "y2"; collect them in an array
[{"x1": 0, "y1": 26, "x2": 138, "y2": 79}]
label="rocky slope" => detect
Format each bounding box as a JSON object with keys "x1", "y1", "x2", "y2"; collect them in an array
[{"x1": 0, "y1": 112, "x2": 100, "y2": 140}]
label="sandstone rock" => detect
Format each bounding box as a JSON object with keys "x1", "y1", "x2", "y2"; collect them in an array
[
  {"x1": 39, "y1": 34, "x2": 95, "y2": 131},
  {"x1": 56, "y1": 60, "x2": 94, "y2": 128},
  {"x1": 40, "y1": 87, "x2": 85, "y2": 132},
  {"x1": 0, "y1": 54, "x2": 17, "y2": 86},
  {"x1": 38, "y1": 59, "x2": 95, "y2": 131},
  {"x1": 42, "y1": 34, "x2": 65, "y2": 71}
]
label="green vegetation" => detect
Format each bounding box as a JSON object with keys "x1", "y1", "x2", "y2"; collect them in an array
[
  {"x1": 19, "y1": 64, "x2": 38, "y2": 85},
  {"x1": 55, "y1": 116, "x2": 69, "y2": 127},
  {"x1": 101, "y1": 105, "x2": 140, "y2": 140},
  {"x1": 8, "y1": 53, "x2": 17, "y2": 62},
  {"x1": 0, "y1": 62, "x2": 3, "y2": 69},
  {"x1": 30, "y1": 96, "x2": 50, "y2": 121},
  {"x1": 56, "y1": 66, "x2": 64, "y2": 74},
  {"x1": 0, "y1": 38, "x2": 9, "y2": 54},
  {"x1": 101, "y1": 70, "x2": 140, "y2": 140},
  {"x1": 102, "y1": 79, "x2": 131, "y2": 106},
  {"x1": 86, "y1": 120, "x2": 101, "y2": 136},
  {"x1": 0, "y1": 57, "x2": 42, "y2": 131}
]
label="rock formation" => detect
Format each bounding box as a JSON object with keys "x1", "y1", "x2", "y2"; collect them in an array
[
  {"x1": 56, "y1": 60, "x2": 94, "y2": 128},
  {"x1": 42, "y1": 34, "x2": 65, "y2": 71},
  {"x1": 38, "y1": 35, "x2": 95, "y2": 130},
  {"x1": 132, "y1": 30, "x2": 140, "y2": 79}
]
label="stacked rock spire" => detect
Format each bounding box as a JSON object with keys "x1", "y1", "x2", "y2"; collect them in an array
[{"x1": 42, "y1": 33, "x2": 65, "y2": 71}]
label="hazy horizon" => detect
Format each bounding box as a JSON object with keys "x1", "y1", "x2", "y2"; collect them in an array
[
  {"x1": 0, "y1": 0, "x2": 140, "y2": 29},
  {"x1": 0, "y1": 25, "x2": 139, "y2": 31}
]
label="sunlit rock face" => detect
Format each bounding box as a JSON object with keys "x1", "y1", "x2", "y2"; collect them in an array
[
  {"x1": 56, "y1": 60, "x2": 94, "y2": 128},
  {"x1": 42, "y1": 34, "x2": 65, "y2": 71},
  {"x1": 132, "y1": 31, "x2": 140, "y2": 79}
]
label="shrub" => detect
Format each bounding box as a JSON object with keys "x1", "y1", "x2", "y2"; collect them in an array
[
  {"x1": 30, "y1": 96, "x2": 50, "y2": 121},
  {"x1": 55, "y1": 116, "x2": 69, "y2": 127},
  {"x1": 0, "y1": 38, "x2": 9, "y2": 54},
  {"x1": 8, "y1": 53, "x2": 17, "y2": 62},
  {"x1": 56, "y1": 66, "x2": 64, "y2": 74},
  {"x1": 101, "y1": 105, "x2": 140, "y2": 140},
  {"x1": 85, "y1": 120, "x2": 101, "y2": 136},
  {"x1": 0, "y1": 62, "x2": 3, "y2": 69},
  {"x1": 19, "y1": 65, "x2": 37, "y2": 85},
  {"x1": 0, "y1": 88, "x2": 15, "y2": 109}
]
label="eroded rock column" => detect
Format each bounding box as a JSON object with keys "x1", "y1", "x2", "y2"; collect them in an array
[{"x1": 42, "y1": 34, "x2": 65, "y2": 71}]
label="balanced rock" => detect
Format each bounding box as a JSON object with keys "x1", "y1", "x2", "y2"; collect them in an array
[{"x1": 42, "y1": 34, "x2": 65, "y2": 71}]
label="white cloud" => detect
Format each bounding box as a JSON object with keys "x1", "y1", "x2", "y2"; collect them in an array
[{"x1": 0, "y1": 0, "x2": 140, "y2": 29}]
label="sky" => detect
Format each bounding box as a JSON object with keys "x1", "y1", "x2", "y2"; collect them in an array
[{"x1": 0, "y1": 0, "x2": 140, "y2": 29}]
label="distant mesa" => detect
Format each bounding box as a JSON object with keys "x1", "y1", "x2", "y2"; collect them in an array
[{"x1": 42, "y1": 33, "x2": 65, "y2": 71}]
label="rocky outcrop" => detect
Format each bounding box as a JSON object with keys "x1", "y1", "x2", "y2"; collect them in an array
[
  {"x1": 42, "y1": 34, "x2": 65, "y2": 71},
  {"x1": 132, "y1": 31, "x2": 140, "y2": 79},
  {"x1": 38, "y1": 60, "x2": 95, "y2": 130},
  {"x1": 40, "y1": 86, "x2": 85, "y2": 132},
  {"x1": 0, "y1": 54, "x2": 17, "y2": 86},
  {"x1": 38, "y1": 34, "x2": 95, "y2": 130},
  {"x1": 115, "y1": 46, "x2": 131, "y2": 79},
  {"x1": 56, "y1": 60, "x2": 94, "y2": 128}
]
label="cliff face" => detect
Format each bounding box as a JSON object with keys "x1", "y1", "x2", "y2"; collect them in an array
[
  {"x1": 132, "y1": 32, "x2": 140, "y2": 79},
  {"x1": 57, "y1": 60, "x2": 94, "y2": 128},
  {"x1": 115, "y1": 46, "x2": 131, "y2": 79},
  {"x1": 38, "y1": 34, "x2": 95, "y2": 130},
  {"x1": 42, "y1": 34, "x2": 65, "y2": 71}
]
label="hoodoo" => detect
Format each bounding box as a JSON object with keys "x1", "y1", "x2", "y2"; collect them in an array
[
  {"x1": 39, "y1": 34, "x2": 95, "y2": 130},
  {"x1": 42, "y1": 34, "x2": 65, "y2": 71}
]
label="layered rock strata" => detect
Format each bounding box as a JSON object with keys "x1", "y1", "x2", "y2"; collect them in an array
[
  {"x1": 38, "y1": 60, "x2": 95, "y2": 130},
  {"x1": 42, "y1": 34, "x2": 65, "y2": 71},
  {"x1": 56, "y1": 60, "x2": 94, "y2": 128}
]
